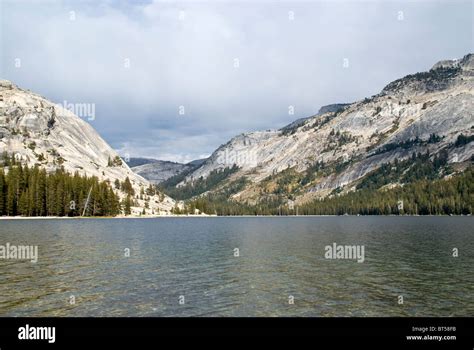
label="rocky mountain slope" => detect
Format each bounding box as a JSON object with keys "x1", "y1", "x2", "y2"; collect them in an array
[
  {"x1": 173, "y1": 53, "x2": 474, "y2": 206},
  {"x1": 125, "y1": 157, "x2": 158, "y2": 168},
  {"x1": 0, "y1": 80, "x2": 175, "y2": 215},
  {"x1": 131, "y1": 159, "x2": 195, "y2": 184}
]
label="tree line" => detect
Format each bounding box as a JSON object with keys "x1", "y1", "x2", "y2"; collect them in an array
[
  {"x1": 160, "y1": 165, "x2": 239, "y2": 200},
  {"x1": 177, "y1": 167, "x2": 473, "y2": 216},
  {"x1": 0, "y1": 155, "x2": 121, "y2": 217}
]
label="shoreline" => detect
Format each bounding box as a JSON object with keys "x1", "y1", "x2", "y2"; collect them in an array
[{"x1": 0, "y1": 214, "x2": 471, "y2": 220}]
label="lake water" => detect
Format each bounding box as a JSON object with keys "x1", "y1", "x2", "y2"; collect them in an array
[{"x1": 0, "y1": 217, "x2": 472, "y2": 317}]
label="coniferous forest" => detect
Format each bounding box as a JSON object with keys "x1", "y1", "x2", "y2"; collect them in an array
[
  {"x1": 176, "y1": 167, "x2": 473, "y2": 216},
  {"x1": 0, "y1": 149, "x2": 472, "y2": 217},
  {"x1": 0, "y1": 154, "x2": 121, "y2": 217}
]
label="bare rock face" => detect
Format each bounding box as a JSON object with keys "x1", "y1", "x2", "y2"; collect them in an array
[
  {"x1": 0, "y1": 83, "x2": 175, "y2": 215},
  {"x1": 431, "y1": 54, "x2": 474, "y2": 71},
  {"x1": 180, "y1": 53, "x2": 474, "y2": 204},
  {"x1": 431, "y1": 59, "x2": 459, "y2": 70},
  {"x1": 132, "y1": 160, "x2": 194, "y2": 184},
  {"x1": 0, "y1": 80, "x2": 14, "y2": 89}
]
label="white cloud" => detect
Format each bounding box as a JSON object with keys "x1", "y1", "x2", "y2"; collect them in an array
[{"x1": 1, "y1": 0, "x2": 472, "y2": 162}]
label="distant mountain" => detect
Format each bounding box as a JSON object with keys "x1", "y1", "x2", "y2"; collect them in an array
[
  {"x1": 126, "y1": 157, "x2": 159, "y2": 168},
  {"x1": 129, "y1": 157, "x2": 209, "y2": 184},
  {"x1": 161, "y1": 53, "x2": 474, "y2": 209},
  {"x1": 187, "y1": 158, "x2": 207, "y2": 167},
  {"x1": 0, "y1": 80, "x2": 175, "y2": 215},
  {"x1": 131, "y1": 160, "x2": 194, "y2": 184}
]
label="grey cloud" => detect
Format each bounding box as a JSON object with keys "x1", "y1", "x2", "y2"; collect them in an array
[{"x1": 1, "y1": 0, "x2": 472, "y2": 162}]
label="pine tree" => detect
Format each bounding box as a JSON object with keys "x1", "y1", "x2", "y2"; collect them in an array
[
  {"x1": 0, "y1": 169, "x2": 5, "y2": 215},
  {"x1": 0, "y1": 162, "x2": 122, "y2": 217},
  {"x1": 121, "y1": 177, "x2": 135, "y2": 196},
  {"x1": 123, "y1": 195, "x2": 132, "y2": 215}
]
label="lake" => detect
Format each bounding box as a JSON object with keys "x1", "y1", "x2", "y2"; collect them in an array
[{"x1": 0, "y1": 217, "x2": 472, "y2": 317}]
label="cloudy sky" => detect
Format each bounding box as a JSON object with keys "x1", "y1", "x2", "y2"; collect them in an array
[{"x1": 1, "y1": 0, "x2": 472, "y2": 163}]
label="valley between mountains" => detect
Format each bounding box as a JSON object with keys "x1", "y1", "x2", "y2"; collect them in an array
[{"x1": 1, "y1": 54, "x2": 473, "y2": 216}]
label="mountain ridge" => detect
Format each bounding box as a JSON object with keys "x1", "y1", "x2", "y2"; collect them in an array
[
  {"x1": 0, "y1": 80, "x2": 175, "y2": 215},
  {"x1": 127, "y1": 157, "x2": 208, "y2": 184},
  {"x1": 160, "y1": 53, "x2": 473, "y2": 208}
]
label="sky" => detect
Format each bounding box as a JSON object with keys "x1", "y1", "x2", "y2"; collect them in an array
[{"x1": 1, "y1": 0, "x2": 472, "y2": 163}]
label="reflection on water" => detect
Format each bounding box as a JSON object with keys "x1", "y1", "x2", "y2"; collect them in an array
[{"x1": 0, "y1": 217, "x2": 472, "y2": 316}]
